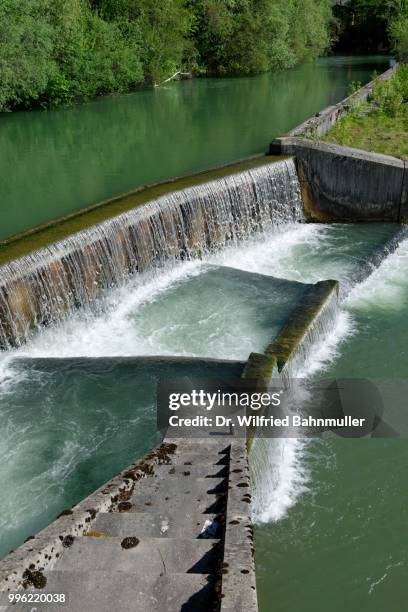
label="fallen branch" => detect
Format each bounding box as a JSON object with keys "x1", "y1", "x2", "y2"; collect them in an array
[{"x1": 154, "y1": 70, "x2": 191, "y2": 87}]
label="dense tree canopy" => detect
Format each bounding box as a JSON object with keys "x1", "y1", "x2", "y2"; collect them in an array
[
  {"x1": 1, "y1": 0, "x2": 405, "y2": 111},
  {"x1": 334, "y1": 0, "x2": 408, "y2": 59},
  {"x1": 0, "y1": 0, "x2": 335, "y2": 110}
]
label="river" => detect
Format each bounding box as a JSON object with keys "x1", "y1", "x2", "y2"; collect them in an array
[
  {"x1": 0, "y1": 54, "x2": 404, "y2": 611},
  {"x1": 0, "y1": 55, "x2": 389, "y2": 241}
]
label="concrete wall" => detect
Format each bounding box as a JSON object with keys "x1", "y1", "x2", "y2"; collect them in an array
[
  {"x1": 270, "y1": 137, "x2": 408, "y2": 222},
  {"x1": 287, "y1": 66, "x2": 396, "y2": 139}
]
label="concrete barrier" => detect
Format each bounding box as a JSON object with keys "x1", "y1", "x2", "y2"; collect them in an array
[
  {"x1": 270, "y1": 137, "x2": 407, "y2": 222},
  {"x1": 265, "y1": 280, "x2": 339, "y2": 373},
  {"x1": 287, "y1": 66, "x2": 396, "y2": 139}
]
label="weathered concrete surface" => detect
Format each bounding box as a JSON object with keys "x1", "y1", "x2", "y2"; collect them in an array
[
  {"x1": 221, "y1": 439, "x2": 257, "y2": 612},
  {"x1": 270, "y1": 137, "x2": 407, "y2": 222},
  {"x1": 265, "y1": 279, "x2": 339, "y2": 371},
  {"x1": 287, "y1": 66, "x2": 396, "y2": 139},
  {"x1": 0, "y1": 437, "x2": 257, "y2": 612},
  {"x1": 400, "y1": 161, "x2": 408, "y2": 223}
]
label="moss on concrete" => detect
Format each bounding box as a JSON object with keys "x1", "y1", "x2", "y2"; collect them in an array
[
  {"x1": 265, "y1": 280, "x2": 339, "y2": 371},
  {"x1": 241, "y1": 352, "x2": 276, "y2": 386},
  {"x1": 241, "y1": 352, "x2": 277, "y2": 452},
  {"x1": 0, "y1": 155, "x2": 285, "y2": 267}
]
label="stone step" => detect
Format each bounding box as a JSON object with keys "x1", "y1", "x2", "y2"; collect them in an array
[
  {"x1": 55, "y1": 537, "x2": 221, "y2": 575},
  {"x1": 152, "y1": 463, "x2": 228, "y2": 479},
  {"x1": 130, "y1": 476, "x2": 226, "y2": 499},
  {"x1": 90, "y1": 512, "x2": 222, "y2": 539},
  {"x1": 119, "y1": 495, "x2": 225, "y2": 516},
  {"x1": 167, "y1": 454, "x2": 229, "y2": 466},
  {"x1": 169, "y1": 439, "x2": 230, "y2": 455},
  {"x1": 11, "y1": 571, "x2": 216, "y2": 612},
  {"x1": 128, "y1": 478, "x2": 227, "y2": 515}
]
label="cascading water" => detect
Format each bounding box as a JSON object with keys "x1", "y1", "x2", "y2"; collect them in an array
[
  {"x1": 341, "y1": 225, "x2": 408, "y2": 299},
  {"x1": 249, "y1": 225, "x2": 408, "y2": 525},
  {"x1": 1, "y1": 151, "x2": 406, "y2": 553},
  {"x1": 0, "y1": 159, "x2": 304, "y2": 349},
  {"x1": 250, "y1": 282, "x2": 343, "y2": 524}
]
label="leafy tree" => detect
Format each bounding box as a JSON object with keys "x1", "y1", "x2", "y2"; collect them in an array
[
  {"x1": 190, "y1": 0, "x2": 332, "y2": 75},
  {"x1": 385, "y1": 0, "x2": 408, "y2": 61},
  {"x1": 0, "y1": 0, "x2": 335, "y2": 110},
  {"x1": 0, "y1": 0, "x2": 55, "y2": 110}
]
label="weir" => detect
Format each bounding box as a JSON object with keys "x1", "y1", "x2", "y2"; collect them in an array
[
  {"x1": 1, "y1": 80, "x2": 407, "y2": 609},
  {"x1": 0, "y1": 159, "x2": 303, "y2": 349}
]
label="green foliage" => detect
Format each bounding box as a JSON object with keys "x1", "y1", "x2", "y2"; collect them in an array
[
  {"x1": 389, "y1": 13, "x2": 408, "y2": 61},
  {"x1": 136, "y1": 0, "x2": 194, "y2": 84},
  {"x1": 190, "y1": 0, "x2": 332, "y2": 75},
  {"x1": 373, "y1": 78, "x2": 403, "y2": 116},
  {"x1": 372, "y1": 65, "x2": 408, "y2": 116},
  {"x1": 395, "y1": 64, "x2": 408, "y2": 101},
  {"x1": 324, "y1": 65, "x2": 408, "y2": 160},
  {"x1": 0, "y1": 0, "x2": 333, "y2": 110},
  {"x1": 348, "y1": 81, "x2": 363, "y2": 96},
  {"x1": 0, "y1": 0, "x2": 142, "y2": 110},
  {"x1": 45, "y1": 0, "x2": 143, "y2": 104},
  {"x1": 0, "y1": 0, "x2": 55, "y2": 110},
  {"x1": 334, "y1": 0, "x2": 408, "y2": 54}
]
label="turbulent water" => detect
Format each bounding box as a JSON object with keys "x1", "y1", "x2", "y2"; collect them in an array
[
  {"x1": 0, "y1": 159, "x2": 303, "y2": 349},
  {"x1": 0, "y1": 211, "x2": 402, "y2": 562},
  {"x1": 0, "y1": 152, "x2": 406, "y2": 611},
  {"x1": 255, "y1": 234, "x2": 408, "y2": 612}
]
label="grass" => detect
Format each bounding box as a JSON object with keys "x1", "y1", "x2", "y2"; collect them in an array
[
  {"x1": 323, "y1": 106, "x2": 408, "y2": 160},
  {"x1": 323, "y1": 64, "x2": 408, "y2": 161}
]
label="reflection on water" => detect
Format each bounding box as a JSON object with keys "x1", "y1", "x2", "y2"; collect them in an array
[{"x1": 0, "y1": 56, "x2": 389, "y2": 239}]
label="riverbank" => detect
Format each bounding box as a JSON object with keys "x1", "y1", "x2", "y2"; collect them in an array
[
  {"x1": 1, "y1": 1, "x2": 333, "y2": 111},
  {"x1": 323, "y1": 64, "x2": 408, "y2": 160}
]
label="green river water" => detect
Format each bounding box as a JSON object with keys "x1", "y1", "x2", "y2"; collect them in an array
[
  {"x1": 0, "y1": 55, "x2": 389, "y2": 241},
  {"x1": 0, "y1": 53, "x2": 404, "y2": 612},
  {"x1": 255, "y1": 231, "x2": 408, "y2": 612}
]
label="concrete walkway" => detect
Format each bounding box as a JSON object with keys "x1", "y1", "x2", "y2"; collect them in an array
[{"x1": 2, "y1": 438, "x2": 257, "y2": 612}]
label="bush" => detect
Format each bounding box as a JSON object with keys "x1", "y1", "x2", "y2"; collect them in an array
[
  {"x1": 389, "y1": 14, "x2": 408, "y2": 62},
  {"x1": 372, "y1": 65, "x2": 408, "y2": 117},
  {"x1": 0, "y1": 0, "x2": 143, "y2": 110},
  {"x1": 190, "y1": 0, "x2": 332, "y2": 76},
  {"x1": 0, "y1": 0, "x2": 55, "y2": 110}
]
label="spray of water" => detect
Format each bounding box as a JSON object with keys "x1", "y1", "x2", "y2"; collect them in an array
[
  {"x1": 0, "y1": 159, "x2": 303, "y2": 350},
  {"x1": 251, "y1": 232, "x2": 407, "y2": 525}
]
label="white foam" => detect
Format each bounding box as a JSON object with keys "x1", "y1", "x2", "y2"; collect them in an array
[
  {"x1": 295, "y1": 311, "x2": 355, "y2": 378},
  {"x1": 251, "y1": 437, "x2": 310, "y2": 523},
  {"x1": 251, "y1": 310, "x2": 354, "y2": 525},
  {"x1": 14, "y1": 260, "x2": 204, "y2": 359},
  {"x1": 346, "y1": 238, "x2": 408, "y2": 312},
  {"x1": 207, "y1": 223, "x2": 327, "y2": 282}
]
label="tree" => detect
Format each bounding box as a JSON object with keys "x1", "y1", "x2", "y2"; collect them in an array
[{"x1": 0, "y1": 0, "x2": 55, "y2": 110}]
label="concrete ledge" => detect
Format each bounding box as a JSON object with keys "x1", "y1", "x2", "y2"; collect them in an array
[
  {"x1": 287, "y1": 66, "x2": 396, "y2": 139},
  {"x1": 241, "y1": 352, "x2": 277, "y2": 388},
  {"x1": 270, "y1": 137, "x2": 406, "y2": 222},
  {"x1": 265, "y1": 280, "x2": 339, "y2": 372},
  {"x1": 241, "y1": 352, "x2": 277, "y2": 452},
  {"x1": 221, "y1": 440, "x2": 257, "y2": 612}
]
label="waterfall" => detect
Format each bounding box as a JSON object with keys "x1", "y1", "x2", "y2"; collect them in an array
[
  {"x1": 342, "y1": 225, "x2": 408, "y2": 299},
  {"x1": 277, "y1": 287, "x2": 341, "y2": 381},
  {"x1": 0, "y1": 159, "x2": 303, "y2": 349},
  {"x1": 250, "y1": 282, "x2": 341, "y2": 523}
]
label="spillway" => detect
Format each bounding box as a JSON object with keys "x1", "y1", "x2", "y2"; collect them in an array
[
  {"x1": 0, "y1": 154, "x2": 406, "y2": 611},
  {"x1": 0, "y1": 159, "x2": 303, "y2": 349}
]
